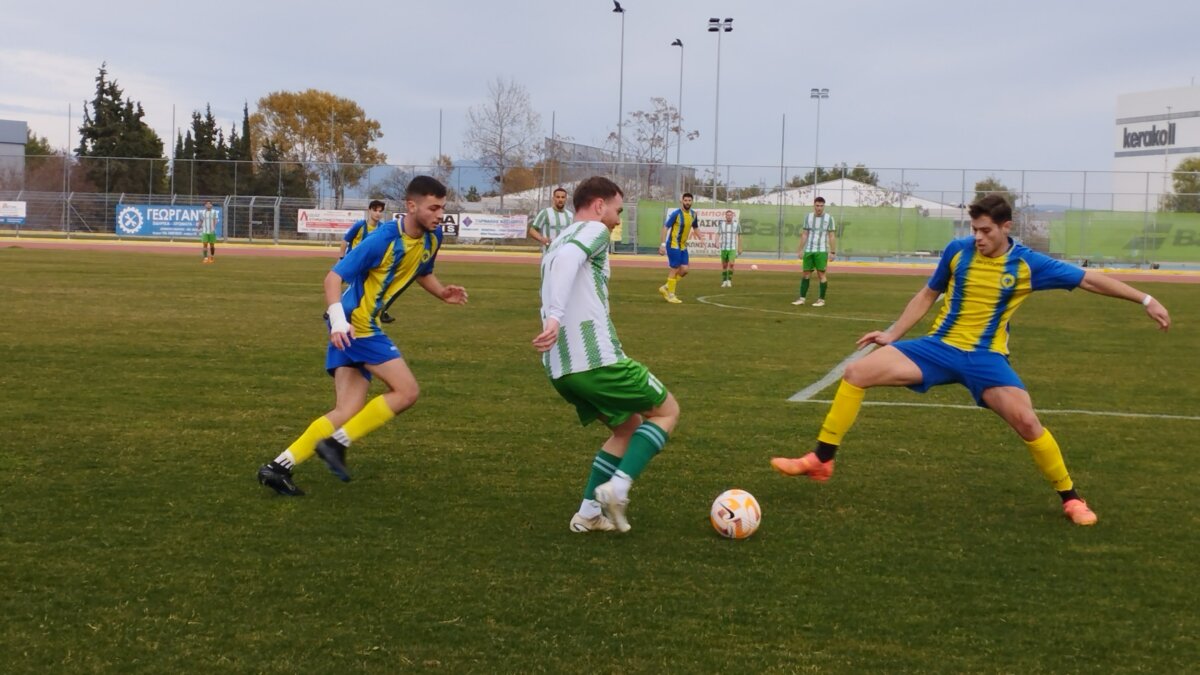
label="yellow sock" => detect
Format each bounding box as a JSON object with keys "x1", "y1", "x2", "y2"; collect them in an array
[
  {"x1": 341, "y1": 395, "x2": 397, "y2": 443},
  {"x1": 1024, "y1": 428, "x2": 1073, "y2": 491},
  {"x1": 284, "y1": 416, "x2": 335, "y2": 465},
  {"x1": 666, "y1": 277, "x2": 678, "y2": 295},
  {"x1": 817, "y1": 380, "x2": 866, "y2": 446}
]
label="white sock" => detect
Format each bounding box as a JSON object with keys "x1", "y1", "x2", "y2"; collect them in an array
[
  {"x1": 272, "y1": 450, "x2": 296, "y2": 469},
  {"x1": 610, "y1": 471, "x2": 633, "y2": 501},
  {"x1": 578, "y1": 499, "x2": 602, "y2": 518},
  {"x1": 332, "y1": 429, "x2": 352, "y2": 446}
]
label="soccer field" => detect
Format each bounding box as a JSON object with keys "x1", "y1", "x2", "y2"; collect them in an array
[{"x1": 1, "y1": 248, "x2": 1197, "y2": 673}]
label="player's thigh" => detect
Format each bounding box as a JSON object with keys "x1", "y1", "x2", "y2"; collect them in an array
[
  {"x1": 981, "y1": 386, "x2": 1042, "y2": 440},
  {"x1": 844, "y1": 345, "x2": 924, "y2": 388},
  {"x1": 366, "y1": 357, "x2": 420, "y2": 399}
]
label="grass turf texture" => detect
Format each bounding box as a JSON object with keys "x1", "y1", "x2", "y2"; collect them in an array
[{"x1": 1, "y1": 248, "x2": 1197, "y2": 673}]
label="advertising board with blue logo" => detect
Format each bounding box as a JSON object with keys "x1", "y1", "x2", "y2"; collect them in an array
[
  {"x1": 115, "y1": 204, "x2": 223, "y2": 238},
  {"x1": 0, "y1": 201, "x2": 26, "y2": 226}
]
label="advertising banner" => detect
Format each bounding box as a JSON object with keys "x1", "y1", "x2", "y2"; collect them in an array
[
  {"x1": 115, "y1": 204, "x2": 223, "y2": 238},
  {"x1": 688, "y1": 208, "x2": 740, "y2": 256},
  {"x1": 457, "y1": 213, "x2": 528, "y2": 240},
  {"x1": 0, "y1": 201, "x2": 26, "y2": 226},
  {"x1": 297, "y1": 209, "x2": 361, "y2": 235}
]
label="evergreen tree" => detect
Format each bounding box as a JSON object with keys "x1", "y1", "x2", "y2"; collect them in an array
[{"x1": 76, "y1": 64, "x2": 167, "y2": 194}]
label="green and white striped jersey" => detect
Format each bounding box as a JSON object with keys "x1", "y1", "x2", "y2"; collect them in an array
[
  {"x1": 539, "y1": 220, "x2": 625, "y2": 379},
  {"x1": 717, "y1": 218, "x2": 741, "y2": 251},
  {"x1": 531, "y1": 206, "x2": 574, "y2": 243},
  {"x1": 802, "y1": 213, "x2": 835, "y2": 253},
  {"x1": 200, "y1": 209, "x2": 218, "y2": 235}
]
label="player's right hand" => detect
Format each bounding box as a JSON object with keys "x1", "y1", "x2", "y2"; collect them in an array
[
  {"x1": 855, "y1": 330, "x2": 894, "y2": 350},
  {"x1": 657, "y1": 245, "x2": 666, "y2": 256},
  {"x1": 532, "y1": 318, "x2": 560, "y2": 352},
  {"x1": 330, "y1": 327, "x2": 354, "y2": 350}
]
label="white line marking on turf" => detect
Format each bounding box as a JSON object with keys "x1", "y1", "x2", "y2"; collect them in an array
[
  {"x1": 788, "y1": 345, "x2": 877, "y2": 402},
  {"x1": 695, "y1": 294, "x2": 886, "y2": 323},
  {"x1": 793, "y1": 399, "x2": 1200, "y2": 422}
]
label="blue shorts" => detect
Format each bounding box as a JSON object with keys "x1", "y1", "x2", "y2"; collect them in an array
[
  {"x1": 666, "y1": 248, "x2": 689, "y2": 268},
  {"x1": 325, "y1": 333, "x2": 403, "y2": 379},
  {"x1": 891, "y1": 336, "x2": 1025, "y2": 407}
]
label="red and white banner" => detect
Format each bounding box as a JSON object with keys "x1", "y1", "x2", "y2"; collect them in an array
[
  {"x1": 689, "y1": 208, "x2": 740, "y2": 256},
  {"x1": 297, "y1": 209, "x2": 361, "y2": 235}
]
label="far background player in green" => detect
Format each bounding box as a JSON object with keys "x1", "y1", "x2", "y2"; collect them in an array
[
  {"x1": 199, "y1": 200, "x2": 218, "y2": 263},
  {"x1": 717, "y1": 209, "x2": 742, "y2": 287},
  {"x1": 528, "y1": 187, "x2": 574, "y2": 248},
  {"x1": 792, "y1": 196, "x2": 836, "y2": 307},
  {"x1": 534, "y1": 176, "x2": 681, "y2": 534},
  {"x1": 340, "y1": 200, "x2": 394, "y2": 323}
]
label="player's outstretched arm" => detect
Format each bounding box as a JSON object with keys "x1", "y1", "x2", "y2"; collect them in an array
[
  {"x1": 323, "y1": 270, "x2": 354, "y2": 349},
  {"x1": 856, "y1": 285, "x2": 940, "y2": 349},
  {"x1": 417, "y1": 274, "x2": 469, "y2": 305},
  {"x1": 1077, "y1": 270, "x2": 1170, "y2": 331}
]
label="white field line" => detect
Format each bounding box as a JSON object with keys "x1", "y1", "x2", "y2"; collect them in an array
[
  {"x1": 695, "y1": 294, "x2": 886, "y2": 323},
  {"x1": 791, "y1": 399, "x2": 1200, "y2": 422}
]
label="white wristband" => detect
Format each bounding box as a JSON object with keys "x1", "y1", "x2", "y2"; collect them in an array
[
  {"x1": 1142, "y1": 295, "x2": 1153, "y2": 307},
  {"x1": 327, "y1": 303, "x2": 350, "y2": 334}
]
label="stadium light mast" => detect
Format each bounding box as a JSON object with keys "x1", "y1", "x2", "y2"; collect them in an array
[
  {"x1": 709, "y1": 17, "x2": 732, "y2": 204},
  {"x1": 811, "y1": 88, "x2": 829, "y2": 189},
  {"x1": 671, "y1": 38, "x2": 684, "y2": 196},
  {"x1": 613, "y1": 1, "x2": 626, "y2": 175},
  {"x1": 1163, "y1": 105, "x2": 1173, "y2": 202}
]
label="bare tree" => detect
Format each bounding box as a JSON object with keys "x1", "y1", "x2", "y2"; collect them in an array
[
  {"x1": 464, "y1": 77, "x2": 541, "y2": 208},
  {"x1": 605, "y1": 97, "x2": 698, "y2": 198}
]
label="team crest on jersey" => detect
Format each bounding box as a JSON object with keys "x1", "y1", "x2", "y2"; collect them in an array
[
  {"x1": 1000, "y1": 273, "x2": 1016, "y2": 288},
  {"x1": 421, "y1": 249, "x2": 432, "y2": 263}
]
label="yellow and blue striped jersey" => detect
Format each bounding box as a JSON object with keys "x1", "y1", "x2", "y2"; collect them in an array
[
  {"x1": 926, "y1": 237, "x2": 1084, "y2": 355},
  {"x1": 332, "y1": 219, "x2": 443, "y2": 337},
  {"x1": 663, "y1": 207, "x2": 696, "y2": 250},
  {"x1": 342, "y1": 218, "x2": 379, "y2": 253}
]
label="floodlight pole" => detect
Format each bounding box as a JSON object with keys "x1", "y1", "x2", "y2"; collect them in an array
[
  {"x1": 672, "y1": 38, "x2": 684, "y2": 196},
  {"x1": 709, "y1": 17, "x2": 733, "y2": 204},
  {"x1": 811, "y1": 87, "x2": 829, "y2": 187},
  {"x1": 614, "y1": 3, "x2": 626, "y2": 176}
]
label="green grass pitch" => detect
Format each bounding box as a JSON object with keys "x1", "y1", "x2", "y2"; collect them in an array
[{"x1": 1, "y1": 248, "x2": 1197, "y2": 673}]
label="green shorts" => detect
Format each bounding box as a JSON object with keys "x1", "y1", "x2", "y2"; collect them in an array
[
  {"x1": 551, "y1": 358, "x2": 669, "y2": 427},
  {"x1": 720, "y1": 249, "x2": 737, "y2": 264},
  {"x1": 201, "y1": 233, "x2": 217, "y2": 244},
  {"x1": 802, "y1": 251, "x2": 828, "y2": 271}
]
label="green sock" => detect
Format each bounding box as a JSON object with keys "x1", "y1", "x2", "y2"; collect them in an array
[
  {"x1": 583, "y1": 450, "x2": 621, "y2": 499},
  {"x1": 819, "y1": 281, "x2": 828, "y2": 299},
  {"x1": 615, "y1": 422, "x2": 668, "y2": 480},
  {"x1": 800, "y1": 278, "x2": 810, "y2": 297}
]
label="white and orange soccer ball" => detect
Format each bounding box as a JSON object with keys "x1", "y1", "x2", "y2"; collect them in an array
[{"x1": 710, "y1": 489, "x2": 761, "y2": 539}]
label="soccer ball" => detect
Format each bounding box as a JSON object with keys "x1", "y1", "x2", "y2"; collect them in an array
[
  {"x1": 750, "y1": 264, "x2": 759, "y2": 270},
  {"x1": 710, "y1": 489, "x2": 761, "y2": 539}
]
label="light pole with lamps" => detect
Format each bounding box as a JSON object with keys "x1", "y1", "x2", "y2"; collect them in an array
[
  {"x1": 671, "y1": 38, "x2": 684, "y2": 196},
  {"x1": 708, "y1": 17, "x2": 732, "y2": 204},
  {"x1": 613, "y1": 1, "x2": 626, "y2": 176},
  {"x1": 810, "y1": 87, "x2": 829, "y2": 188}
]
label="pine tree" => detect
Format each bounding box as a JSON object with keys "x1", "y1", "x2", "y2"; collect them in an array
[{"x1": 76, "y1": 64, "x2": 167, "y2": 194}]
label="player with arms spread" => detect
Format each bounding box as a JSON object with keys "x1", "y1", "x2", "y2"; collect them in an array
[
  {"x1": 771, "y1": 194, "x2": 1171, "y2": 526},
  {"x1": 257, "y1": 176, "x2": 468, "y2": 496}
]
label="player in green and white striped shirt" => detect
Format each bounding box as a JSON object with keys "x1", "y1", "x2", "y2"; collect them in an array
[
  {"x1": 528, "y1": 187, "x2": 574, "y2": 247},
  {"x1": 199, "y1": 200, "x2": 218, "y2": 263},
  {"x1": 717, "y1": 209, "x2": 742, "y2": 287},
  {"x1": 533, "y1": 177, "x2": 681, "y2": 535},
  {"x1": 792, "y1": 196, "x2": 837, "y2": 307}
]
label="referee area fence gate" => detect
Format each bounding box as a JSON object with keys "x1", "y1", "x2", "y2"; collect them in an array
[{"x1": 3, "y1": 155, "x2": 1198, "y2": 266}]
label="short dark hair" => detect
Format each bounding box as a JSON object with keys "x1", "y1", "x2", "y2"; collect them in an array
[
  {"x1": 968, "y1": 194, "x2": 1012, "y2": 224},
  {"x1": 725, "y1": 210, "x2": 735, "y2": 216},
  {"x1": 368, "y1": 199, "x2": 386, "y2": 211},
  {"x1": 814, "y1": 196, "x2": 826, "y2": 204},
  {"x1": 552, "y1": 187, "x2": 567, "y2": 196},
  {"x1": 682, "y1": 192, "x2": 694, "y2": 199},
  {"x1": 573, "y1": 176, "x2": 624, "y2": 211},
  {"x1": 405, "y1": 175, "x2": 448, "y2": 199}
]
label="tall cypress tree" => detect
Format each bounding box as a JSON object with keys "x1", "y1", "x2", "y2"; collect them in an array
[{"x1": 77, "y1": 64, "x2": 167, "y2": 194}]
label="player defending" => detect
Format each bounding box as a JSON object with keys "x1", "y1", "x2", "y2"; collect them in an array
[
  {"x1": 257, "y1": 176, "x2": 469, "y2": 496},
  {"x1": 658, "y1": 193, "x2": 698, "y2": 303},
  {"x1": 340, "y1": 200, "x2": 394, "y2": 323},
  {"x1": 717, "y1": 209, "x2": 742, "y2": 287},
  {"x1": 534, "y1": 176, "x2": 681, "y2": 533},
  {"x1": 770, "y1": 195, "x2": 1171, "y2": 526},
  {"x1": 199, "y1": 200, "x2": 218, "y2": 263},
  {"x1": 791, "y1": 196, "x2": 836, "y2": 306},
  {"x1": 528, "y1": 187, "x2": 574, "y2": 248}
]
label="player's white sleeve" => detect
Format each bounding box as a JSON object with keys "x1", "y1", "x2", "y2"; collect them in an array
[{"x1": 540, "y1": 243, "x2": 588, "y2": 323}]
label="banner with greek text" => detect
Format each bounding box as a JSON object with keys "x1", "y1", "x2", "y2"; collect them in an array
[
  {"x1": 456, "y1": 213, "x2": 528, "y2": 240},
  {"x1": 297, "y1": 209, "x2": 362, "y2": 235},
  {"x1": 0, "y1": 201, "x2": 26, "y2": 226},
  {"x1": 115, "y1": 204, "x2": 223, "y2": 238}
]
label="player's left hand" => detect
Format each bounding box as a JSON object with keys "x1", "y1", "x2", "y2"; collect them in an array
[
  {"x1": 1145, "y1": 298, "x2": 1170, "y2": 331},
  {"x1": 441, "y1": 285, "x2": 469, "y2": 305},
  {"x1": 532, "y1": 318, "x2": 560, "y2": 352}
]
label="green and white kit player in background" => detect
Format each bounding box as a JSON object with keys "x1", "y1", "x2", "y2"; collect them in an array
[
  {"x1": 792, "y1": 196, "x2": 836, "y2": 306},
  {"x1": 199, "y1": 200, "x2": 218, "y2": 263},
  {"x1": 533, "y1": 176, "x2": 681, "y2": 534},
  {"x1": 717, "y1": 209, "x2": 742, "y2": 287},
  {"x1": 527, "y1": 186, "x2": 574, "y2": 248}
]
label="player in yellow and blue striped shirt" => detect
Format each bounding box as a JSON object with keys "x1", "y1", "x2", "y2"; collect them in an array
[
  {"x1": 339, "y1": 200, "x2": 396, "y2": 323},
  {"x1": 771, "y1": 194, "x2": 1172, "y2": 526},
  {"x1": 657, "y1": 193, "x2": 698, "y2": 303},
  {"x1": 257, "y1": 176, "x2": 469, "y2": 496}
]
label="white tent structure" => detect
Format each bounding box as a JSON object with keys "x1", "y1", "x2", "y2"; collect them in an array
[{"x1": 738, "y1": 178, "x2": 963, "y2": 219}]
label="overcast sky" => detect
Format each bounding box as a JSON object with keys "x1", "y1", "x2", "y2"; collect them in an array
[{"x1": 3, "y1": 0, "x2": 1198, "y2": 187}]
